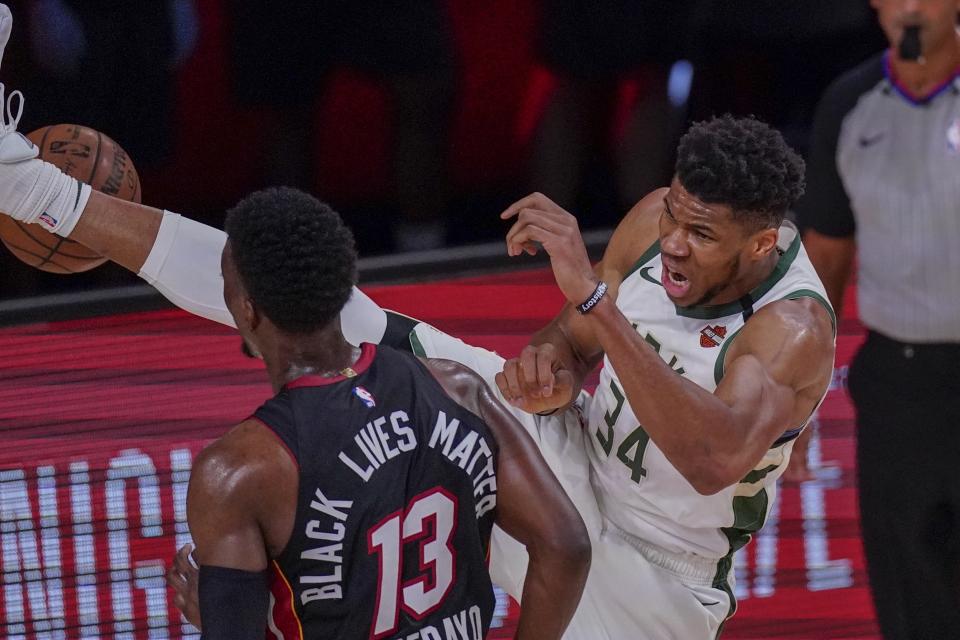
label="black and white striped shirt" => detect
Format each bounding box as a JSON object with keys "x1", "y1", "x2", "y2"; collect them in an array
[{"x1": 797, "y1": 51, "x2": 960, "y2": 343}]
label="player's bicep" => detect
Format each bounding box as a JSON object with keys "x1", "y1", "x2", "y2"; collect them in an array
[
  {"x1": 715, "y1": 301, "x2": 834, "y2": 449},
  {"x1": 186, "y1": 445, "x2": 269, "y2": 572},
  {"x1": 714, "y1": 353, "x2": 797, "y2": 450}
]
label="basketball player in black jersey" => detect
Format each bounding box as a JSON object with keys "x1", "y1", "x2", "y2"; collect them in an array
[{"x1": 182, "y1": 187, "x2": 590, "y2": 639}]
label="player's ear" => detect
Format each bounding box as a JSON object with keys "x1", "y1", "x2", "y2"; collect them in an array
[
  {"x1": 242, "y1": 296, "x2": 261, "y2": 331},
  {"x1": 751, "y1": 227, "x2": 778, "y2": 260}
]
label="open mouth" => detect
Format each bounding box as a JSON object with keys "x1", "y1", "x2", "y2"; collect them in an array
[{"x1": 661, "y1": 263, "x2": 692, "y2": 298}]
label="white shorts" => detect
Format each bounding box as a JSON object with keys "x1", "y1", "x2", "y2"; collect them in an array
[{"x1": 408, "y1": 323, "x2": 733, "y2": 639}]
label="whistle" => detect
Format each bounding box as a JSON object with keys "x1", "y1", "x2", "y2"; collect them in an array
[{"x1": 899, "y1": 25, "x2": 922, "y2": 61}]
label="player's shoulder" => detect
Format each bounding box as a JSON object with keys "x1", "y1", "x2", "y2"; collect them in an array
[
  {"x1": 192, "y1": 419, "x2": 297, "y2": 500},
  {"x1": 602, "y1": 187, "x2": 667, "y2": 276},
  {"x1": 731, "y1": 297, "x2": 835, "y2": 386},
  {"x1": 421, "y1": 357, "x2": 485, "y2": 416}
]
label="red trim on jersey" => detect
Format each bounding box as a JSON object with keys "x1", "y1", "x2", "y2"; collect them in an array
[
  {"x1": 269, "y1": 561, "x2": 305, "y2": 640},
  {"x1": 249, "y1": 416, "x2": 301, "y2": 472},
  {"x1": 285, "y1": 343, "x2": 378, "y2": 388}
]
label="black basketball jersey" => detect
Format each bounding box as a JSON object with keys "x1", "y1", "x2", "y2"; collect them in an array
[{"x1": 253, "y1": 343, "x2": 499, "y2": 640}]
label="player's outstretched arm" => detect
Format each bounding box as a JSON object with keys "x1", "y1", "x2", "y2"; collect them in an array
[
  {"x1": 184, "y1": 419, "x2": 298, "y2": 639},
  {"x1": 0, "y1": 135, "x2": 389, "y2": 340},
  {"x1": 427, "y1": 359, "x2": 591, "y2": 639}
]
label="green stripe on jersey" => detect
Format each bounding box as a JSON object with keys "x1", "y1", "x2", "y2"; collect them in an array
[
  {"x1": 741, "y1": 464, "x2": 779, "y2": 484},
  {"x1": 409, "y1": 330, "x2": 427, "y2": 357},
  {"x1": 784, "y1": 289, "x2": 837, "y2": 336},
  {"x1": 713, "y1": 327, "x2": 744, "y2": 385},
  {"x1": 713, "y1": 487, "x2": 772, "y2": 635},
  {"x1": 623, "y1": 239, "x2": 662, "y2": 280},
  {"x1": 675, "y1": 232, "x2": 801, "y2": 320}
]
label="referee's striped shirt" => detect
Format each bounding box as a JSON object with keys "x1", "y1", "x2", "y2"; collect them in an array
[{"x1": 796, "y1": 51, "x2": 960, "y2": 343}]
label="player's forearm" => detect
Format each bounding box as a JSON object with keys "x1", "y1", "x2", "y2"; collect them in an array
[
  {"x1": 68, "y1": 191, "x2": 163, "y2": 273},
  {"x1": 515, "y1": 541, "x2": 590, "y2": 639},
  {"x1": 586, "y1": 296, "x2": 752, "y2": 493}
]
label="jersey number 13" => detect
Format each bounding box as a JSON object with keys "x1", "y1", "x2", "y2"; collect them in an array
[{"x1": 368, "y1": 488, "x2": 458, "y2": 638}]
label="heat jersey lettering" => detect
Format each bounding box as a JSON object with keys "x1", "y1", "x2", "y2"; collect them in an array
[
  {"x1": 428, "y1": 411, "x2": 496, "y2": 519},
  {"x1": 338, "y1": 408, "x2": 496, "y2": 519},
  {"x1": 339, "y1": 410, "x2": 418, "y2": 481},
  {"x1": 299, "y1": 488, "x2": 353, "y2": 605},
  {"x1": 390, "y1": 604, "x2": 484, "y2": 640}
]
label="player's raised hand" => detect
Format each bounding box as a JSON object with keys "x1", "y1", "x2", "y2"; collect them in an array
[
  {"x1": 501, "y1": 192, "x2": 597, "y2": 306},
  {"x1": 495, "y1": 342, "x2": 575, "y2": 415}
]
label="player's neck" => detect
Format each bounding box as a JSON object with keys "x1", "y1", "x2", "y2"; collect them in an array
[
  {"x1": 888, "y1": 30, "x2": 960, "y2": 96},
  {"x1": 710, "y1": 248, "x2": 781, "y2": 307},
  {"x1": 265, "y1": 327, "x2": 361, "y2": 392}
]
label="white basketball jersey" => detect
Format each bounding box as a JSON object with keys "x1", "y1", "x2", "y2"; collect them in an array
[{"x1": 586, "y1": 222, "x2": 834, "y2": 562}]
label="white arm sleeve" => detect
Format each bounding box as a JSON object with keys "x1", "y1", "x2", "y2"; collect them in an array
[
  {"x1": 137, "y1": 210, "x2": 235, "y2": 327},
  {"x1": 137, "y1": 210, "x2": 389, "y2": 345}
]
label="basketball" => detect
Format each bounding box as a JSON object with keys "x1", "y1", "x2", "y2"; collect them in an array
[{"x1": 0, "y1": 124, "x2": 141, "y2": 273}]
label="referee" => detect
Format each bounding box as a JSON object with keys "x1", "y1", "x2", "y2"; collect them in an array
[{"x1": 795, "y1": 1, "x2": 960, "y2": 638}]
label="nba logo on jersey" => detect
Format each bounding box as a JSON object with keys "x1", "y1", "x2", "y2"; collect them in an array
[
  {"x1": 353, "y1": 386, "x2": 376, "y2": 408},
  {"x1": 699, "y1": 324, "x2": 727, "y2": 348},
  {"x1": 947, "y1": 118, "x2": 960, "y2": 155}
]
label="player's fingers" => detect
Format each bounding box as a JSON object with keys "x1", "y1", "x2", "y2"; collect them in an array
[
  {"x1": 506, "y1": 225, "x2": 558, "y2": 257},
  {"x1": 553, "y1": 368, "x2": 575, "y2": 397},
  {"x1": 494, "y1": 371, "x2": 511, "y2": 401},
  {"x1": 499, "y1": 192, "x2": 558, "y2": 220},
  {"x1": 535, "y1": 348, "x2": 557, "y2": 398},
  {"x1": 508, "y1": 208, "x2": 576, "y2": 256},
  {"x1": 174, "y1": 544, "x2": 195, "y2": 574},
  {"x1": 519, "y1": 346, "x2": 542, "y2": 398},
  {"x1": 504, "y1": 207, "x2": 563, "y2": 239},
  {"x1": 504, "y1": 207, "x2": 556, "y2": 246},
  {"x1": 499, "y1": 360, "x2": 525, "y2": 405},
  {"x1": 166, "y1": 565, "x2": 187, "y2": 593}
]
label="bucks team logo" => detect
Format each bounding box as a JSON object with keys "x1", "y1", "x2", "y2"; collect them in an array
[
  {"x1": 699, "y1": 324, "x2": 727, "y2": 348},
  {"x1": 353, "y1": 386, "x2": 376, "y2": 408}
]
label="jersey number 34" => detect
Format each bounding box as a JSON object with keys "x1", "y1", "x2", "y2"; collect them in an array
[{"x1": 595, "y1": 378, "x2": 652, "y2": 483}]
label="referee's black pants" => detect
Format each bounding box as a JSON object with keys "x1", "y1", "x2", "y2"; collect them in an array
[{"x1": 849, "y1": 331, "x2": 960, "y2": 639}]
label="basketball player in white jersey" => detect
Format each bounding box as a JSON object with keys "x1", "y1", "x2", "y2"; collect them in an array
[
  {"x1": 0, "y1": 38, "x2": 833, "y2": 631},
  {"x1": 399, "y1": 115, "x2": 836, "y2": 638}
]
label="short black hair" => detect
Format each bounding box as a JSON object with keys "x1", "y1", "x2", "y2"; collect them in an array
[
  {"x1": 224, "y1": 187, "x2": 357, "y2": 334},
  {"x1": 675, "y1": 115, "x2": 805, "y2": 229}
]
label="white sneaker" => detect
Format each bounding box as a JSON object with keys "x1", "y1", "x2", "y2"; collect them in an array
[
  {"x1": 0, "y1": 4, "x2": 37, "y2": 163},
  {"x1": 0, "y1": 4, "x2": 11, "y2": 71},
  {"x1": 0, "y1": 83, "x2": 37, "y2": 163},
  {"x1": 0, "y1": 130, "x2": 37, "y2": 163}
]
